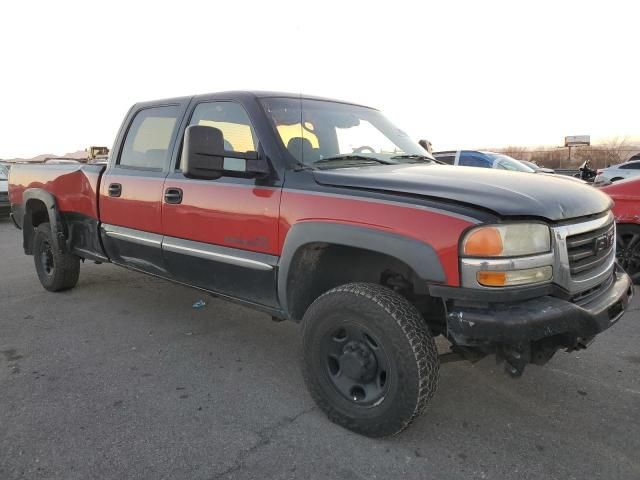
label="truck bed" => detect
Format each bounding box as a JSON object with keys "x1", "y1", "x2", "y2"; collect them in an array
[{"x1": 9, "y1": 163, "x2": 105, "y2": 228}]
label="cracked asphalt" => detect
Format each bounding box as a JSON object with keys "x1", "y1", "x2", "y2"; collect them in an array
[{"x1": 1, "y1": 217, "x2": 639, "y2": 480}]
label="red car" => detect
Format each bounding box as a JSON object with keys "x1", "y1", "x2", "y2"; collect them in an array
[{"x1": 601, "y1": 177, "x2": 640, "y2": 282}]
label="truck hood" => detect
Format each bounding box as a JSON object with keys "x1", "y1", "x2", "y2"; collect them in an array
[{"x1": 313, "y1": 164, "x2": 612, "y2": 221}]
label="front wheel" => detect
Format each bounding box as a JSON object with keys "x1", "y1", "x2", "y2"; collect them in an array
[
  {"x1": 617, "y1": 224, "x2": 640, "y2": 283},
  {"x1": 302, "y1": 283, "x2": 439, "y2": 437},
  {"x1": 33, "y1": 222, "x2": 80, "y2": 291}
]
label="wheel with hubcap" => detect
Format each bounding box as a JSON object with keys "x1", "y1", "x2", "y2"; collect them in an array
[
  {"x1": 33, "y1": 222, "x2": 80, "y2": 292},
  {"x1": 302, "y1": 282, "x2": 439, "y2": 437},
  {"x1": 616, "y1": 224, "x2": 640, "y2": 283}
]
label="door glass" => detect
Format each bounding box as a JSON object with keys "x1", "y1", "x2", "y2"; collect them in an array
[
  {"x1": 183, "y1": 102, "x2": 258, "y2": 172},
  {"x1": 119, "y1": 106, "x2": 180, "y2": 169}
]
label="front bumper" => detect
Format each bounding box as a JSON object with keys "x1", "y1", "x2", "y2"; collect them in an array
[{"x1": 446, "y1": 265, "x2": 633, "y2": 347}]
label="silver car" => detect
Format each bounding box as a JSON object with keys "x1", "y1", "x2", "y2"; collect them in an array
[{"x1": 594, "y1": 160, "x2": 640, "y2": 184}]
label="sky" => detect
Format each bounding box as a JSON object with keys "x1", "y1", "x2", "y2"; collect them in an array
[{"x1": 0, "y1": 0, "x2": 638, "y2": 159}]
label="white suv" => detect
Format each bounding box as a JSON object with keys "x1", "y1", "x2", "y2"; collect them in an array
[{"x1": 594, "y1": 159, "x2": 640, "y2": 184}]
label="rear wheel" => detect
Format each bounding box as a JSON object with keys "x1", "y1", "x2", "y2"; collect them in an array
[
  {"x1": 302, "y1": 283, "x2": 439, "y2": 437},
  {"x1": 610, "y1": 177, "x2": 624, "y2": 182},
  {"x1": 617, "y1": 224, "x2": 640, "y2": 283},
  {"x1": 33, "y1": 222, "x2": 80, "y2": 291}
]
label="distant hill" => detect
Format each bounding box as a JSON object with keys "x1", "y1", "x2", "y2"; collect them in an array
[{"x1": 5, "y1": 150, "x2": 88, "y2": 163}]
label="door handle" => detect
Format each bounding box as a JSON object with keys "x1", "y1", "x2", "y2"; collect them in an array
[
  {"x1": 108, "y1": 183, "x2": 122, "y2": 197},
  {"x1": 164, "y1": 188, "x2": 183, "y2": 204}
]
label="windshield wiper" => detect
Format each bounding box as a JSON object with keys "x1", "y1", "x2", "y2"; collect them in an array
[
  {"x1": 390, "y1": 154, "x2": 434, "y2": 163},
  {"x1": 313, "y1": 155, "x2": 394, "y2": 166}
]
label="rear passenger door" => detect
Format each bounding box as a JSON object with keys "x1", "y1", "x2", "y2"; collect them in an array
[{"x1": 99, "y1": 103, "x2": 186, "y2": 274}]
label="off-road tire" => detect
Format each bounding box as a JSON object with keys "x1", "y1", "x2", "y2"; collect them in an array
[
  {"x1": 33, "y1": 222, "x2": 80, "y2": 292},
  {"x1": 302, "y1": 282, "x2": 439, "y2": 437}
]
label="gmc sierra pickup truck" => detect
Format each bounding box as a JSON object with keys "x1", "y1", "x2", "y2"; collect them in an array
[{"x1": 8, "y1": 91, "x2": 633, "y2": 437}]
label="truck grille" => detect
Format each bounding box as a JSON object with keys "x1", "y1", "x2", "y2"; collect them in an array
[{"x1": 566, "y1": 222, "x2": 615, "y2": 276}]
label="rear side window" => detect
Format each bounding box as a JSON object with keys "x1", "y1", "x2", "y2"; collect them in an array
[
  {"x1": 119, "y1": 106, "x2": 180, "y2": 169},
  {"x1": 459, "y1": 152, "x2": 492, "y2": 168}
]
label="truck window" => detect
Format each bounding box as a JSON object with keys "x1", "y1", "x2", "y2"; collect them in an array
[
  {"x1": 459, "y1": 152, "x2": 492, "y2": 168},
  {"x1": 182, "y1": 102, "x2": 258, "y2": 172},
  {"x1": 119, "y1": 106, "x2": 180, "y2": 170},
  {"x1": 262, "y1": 98, "x2": 426, "y2": 165}
]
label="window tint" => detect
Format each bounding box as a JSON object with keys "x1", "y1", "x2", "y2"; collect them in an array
[
  {"x1": 459, "y1": 152, "x2": 492, "y2": 168},
  {"x1": 119, "y1": 106, "x2": 179, "y2": 169},
  {"x1": 184, "y1": 102, "x2": 258, "y2": 171}
]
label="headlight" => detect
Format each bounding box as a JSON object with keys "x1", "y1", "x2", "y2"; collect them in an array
[{"x1": 462, "y1": 223, "x2": 551, "y2": 257}]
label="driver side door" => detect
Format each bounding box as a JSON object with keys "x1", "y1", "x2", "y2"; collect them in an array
[{"x1": 161, "y1": 100, "x2": 282, "y2": 308}]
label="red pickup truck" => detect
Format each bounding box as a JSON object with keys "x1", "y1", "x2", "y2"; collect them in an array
[{"x1": 8, "y1": 91, "x2": 633, "y2": 437}]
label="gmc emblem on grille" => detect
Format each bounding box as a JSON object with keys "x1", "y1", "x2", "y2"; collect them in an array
[{"x1": 594, "y1": 230, "x2": 614, "y2": 254}]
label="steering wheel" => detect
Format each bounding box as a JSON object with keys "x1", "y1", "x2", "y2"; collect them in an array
[{"x1": 353, "y1": 146, "x2": 375, "y2": 154}]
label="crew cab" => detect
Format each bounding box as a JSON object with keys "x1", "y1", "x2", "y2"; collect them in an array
[{"x1": 8, "y1": 91, "x2": 633, "y2": 437}]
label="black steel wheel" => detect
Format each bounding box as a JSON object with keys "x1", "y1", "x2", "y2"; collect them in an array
[
  {"x1": 321, "y1": 323, "x2": 391, "y2": 406},
  {"x1": 617, "y1": 224, "x2": 640, "y2": 283},
  {"x1": 302, "y1": 283, "x2": 439, "y2": 437},
  {"x1": 33, "y1": 222, "x2": 80, "y2": 292}
]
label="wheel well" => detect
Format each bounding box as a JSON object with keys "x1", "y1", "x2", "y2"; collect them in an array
[
  {"x1": 611, "y1": 177, "x2": 624, "y2": 182},
  {"x1": 285, "y1": 243, "x2": 445, "y2": 329},
  {"x1": 23, "y1": 199, "x2": 49, "y2": 254}
]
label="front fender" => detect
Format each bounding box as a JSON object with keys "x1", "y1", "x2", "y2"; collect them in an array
[{"x1": 277, "y1": 222, "x2": 446, "y2": 314}]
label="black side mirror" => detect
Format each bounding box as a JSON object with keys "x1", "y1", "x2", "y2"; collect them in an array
[{"x1": 182, "y1": 125, "x2": 269, "y2": 180}]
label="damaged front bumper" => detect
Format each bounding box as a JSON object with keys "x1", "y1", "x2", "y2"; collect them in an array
[{"x1": 436, "y1": 265, "x2": 633, "y2": 374}]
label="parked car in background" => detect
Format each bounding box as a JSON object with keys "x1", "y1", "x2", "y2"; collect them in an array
[
  {"x1": 594, "y1": 159, "x2": 640, "y2": 184},
  {"x1": 433, "y1": 150, "x2": 584, "y2": 183},
  {"x1": 433, "y1": 150, "x2": 535, "y2": 172},
  {"x1": 520, "y1": 159, "x2": 554, "y2": 174},
  {"x1": 600, "y1": 177, "x2": 640, "y2": 282},
  {"x1": 0, "y1": 163, "x2": 9, "y2": 217}
]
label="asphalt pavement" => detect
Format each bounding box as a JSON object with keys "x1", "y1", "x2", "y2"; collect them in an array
[{"x1": 1, "y1": 217, "x2": 639, "y2": 480}]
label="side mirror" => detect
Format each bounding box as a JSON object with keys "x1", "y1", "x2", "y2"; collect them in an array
[{"x1": 182, "y1": 125, "x2": 269, "y2": 180}]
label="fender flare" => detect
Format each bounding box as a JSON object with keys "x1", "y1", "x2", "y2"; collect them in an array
[
  {"x1": 277, "y1": 222, "x2": 446, "y2": 314},
  {"x1": 22, "y1": 188, "x2": 65, "y2": 254}
]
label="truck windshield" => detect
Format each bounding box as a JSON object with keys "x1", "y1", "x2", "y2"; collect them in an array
[{"x1": 261, "y1": 98, "x2": 432, "y2": 167}]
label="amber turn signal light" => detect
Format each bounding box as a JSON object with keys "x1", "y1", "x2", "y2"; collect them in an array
[
  {"x1": 463, "y1": 227, "x2": 504, "y2": 256},
  {"x1": 476, "y1": 271, "x2": 507, "y2": 286}
]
